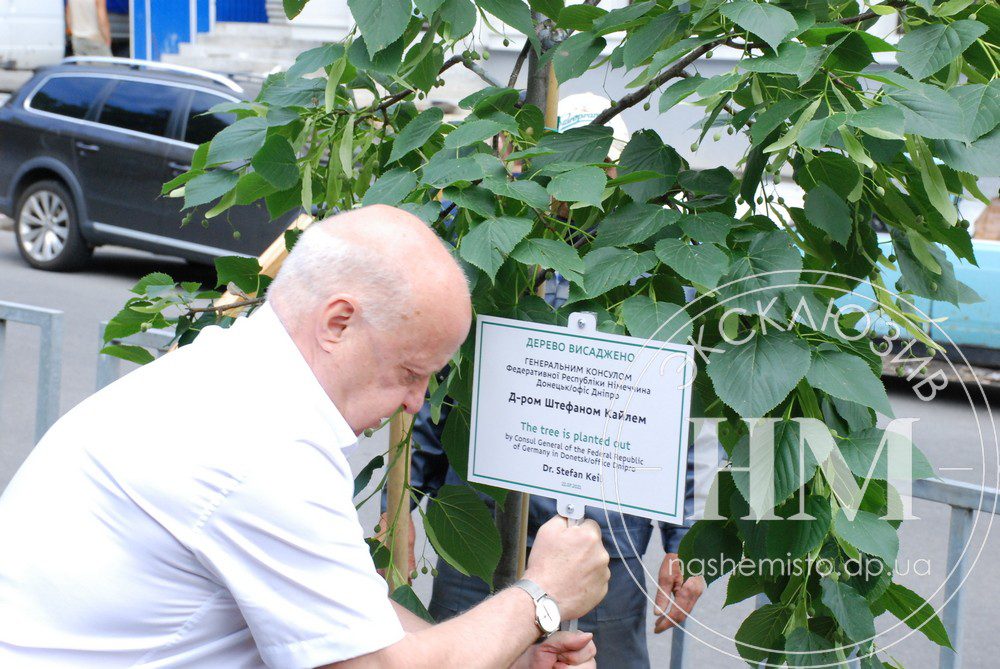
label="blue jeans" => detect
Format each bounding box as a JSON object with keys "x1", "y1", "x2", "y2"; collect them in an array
[{"x1": 428, "y1": 555, "x2": 651, "y2": 669}]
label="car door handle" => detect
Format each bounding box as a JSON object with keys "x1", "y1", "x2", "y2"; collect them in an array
[
  {"x1": 75, "y1": 142, "x2": 100, "y2": 152},
  {"x1": 168, "y1": 161, "x2": 191, "y2": 172}
]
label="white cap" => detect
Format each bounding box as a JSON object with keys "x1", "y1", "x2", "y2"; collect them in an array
[{"x1": 556, "y1": 92, "x2": 631, "y2": 161}]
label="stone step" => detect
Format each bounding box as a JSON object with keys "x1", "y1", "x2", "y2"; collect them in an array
[{"x1": 178, "y1": 41, "x2": 313, "y2": 61}]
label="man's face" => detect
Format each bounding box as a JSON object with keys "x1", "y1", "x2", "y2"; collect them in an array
[{"x1": 333, "y1": 313, "x2": 466, "y2": 436}]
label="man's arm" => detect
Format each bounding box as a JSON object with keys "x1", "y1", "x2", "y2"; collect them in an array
[
  {"x1": 390, "y1": 601, "x2": 431, "y2": 633},
  {"x1": 327, "y1": 516, "x2": 609, "y2": 669},
  {"x1": 96, "y1": 0, "x2": 111, "y2": 45}
]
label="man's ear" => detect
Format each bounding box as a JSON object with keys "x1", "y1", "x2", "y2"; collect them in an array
[{"x1": 316, "y1": 296, "x2": 357, "y2": 352}]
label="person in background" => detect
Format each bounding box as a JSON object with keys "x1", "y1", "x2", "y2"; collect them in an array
[
  {"x1": 67, "y1": 0, "x2": 112, "y2": 57},
  {"x1": 382, "y1": 94, "x2": 707, "y2": 669}
]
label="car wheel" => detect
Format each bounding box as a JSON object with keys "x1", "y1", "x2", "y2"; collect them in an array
[{"x1": 14, "y1": 180, "x2": 92, "y2": 271}]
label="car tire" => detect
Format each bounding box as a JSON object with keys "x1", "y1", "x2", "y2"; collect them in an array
[{"x1": 14, "y1": 180, "x2": 92, "y2": 271}]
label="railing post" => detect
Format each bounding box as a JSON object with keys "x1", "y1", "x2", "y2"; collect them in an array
[
  {"x1": 96, "y1": 322, "x2": 121, "y2": 391},
  {"x1": 669, "y1": 618, "x2": 688, "y2": 669},
  {"x1": 940, "y1": 506, "x2": 974, "y2": 669},
  {"x1": 34, "y1": 310, "x2": 62, "y2": 443},
  {"x1": 0, "y1": 319, "x2": 6, "y2": 431}
]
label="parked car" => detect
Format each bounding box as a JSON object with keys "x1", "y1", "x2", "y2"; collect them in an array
[{"x1": 0, "y1": 57, "x2": 297, "y2": 271}]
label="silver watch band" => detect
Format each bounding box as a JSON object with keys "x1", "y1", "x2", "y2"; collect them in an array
[{"x1": 513, "y1": 578, "x2": 545, "y2": 602}]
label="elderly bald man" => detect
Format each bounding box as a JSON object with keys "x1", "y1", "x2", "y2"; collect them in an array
[{"x1": 0, "y1": 205, "x2": 610, "y2": 669}]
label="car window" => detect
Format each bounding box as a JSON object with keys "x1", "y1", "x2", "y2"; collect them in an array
[
  {"x1": 184, "y1": 91, "x2": 235, "y2": 145},
  {"x1": 97, "y1": 80, "x2": 185, "y2": 138},
  {"x1": 29, "y1": 76, "x2": 107, "y2": 119}
]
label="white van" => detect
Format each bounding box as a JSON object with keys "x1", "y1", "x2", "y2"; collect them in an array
[{"x1": 0, "y1": 0, "x2": 64, "y2": 70}]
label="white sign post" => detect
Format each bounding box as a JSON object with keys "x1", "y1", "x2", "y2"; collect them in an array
[
  {"x1": 469, "y1": 312, "x2": 695, "y2": 524},
  {"x1": 468, "y1": 311, "x2": 695, "y2": 628}
]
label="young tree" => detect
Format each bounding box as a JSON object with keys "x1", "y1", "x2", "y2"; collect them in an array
[{"x1": 107, "y1": 0, "x2": 998, "y2": 664}]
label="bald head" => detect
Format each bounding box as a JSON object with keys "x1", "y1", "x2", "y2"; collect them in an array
[
  {"x1": 269, "y1": 204, "x2": 470, "y2": 331},
  {"x1": 267, "y1": 205, "x2": 473, "y2": 433}
]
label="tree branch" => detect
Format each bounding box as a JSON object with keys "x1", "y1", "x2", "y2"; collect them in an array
[
  {"x1": 187, "y1": 297, "x2": 266, "y2": 315},
  {"x1": 462, "y1": 56, "x2": 502, "y2": 88},
  {"x1": 375, "y1": 55, "x2": 463, "y2": 112},
  {"x1": 508, "y1": 40, "x2": 531, "y2": 87},
  {"x1": 590, "y1": 43, "x2": 715, "y2": 126}
]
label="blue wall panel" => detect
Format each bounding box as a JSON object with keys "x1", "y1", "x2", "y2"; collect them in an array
[{"x1": 217, "y1": 0, "x2": 268, "y2": 22}]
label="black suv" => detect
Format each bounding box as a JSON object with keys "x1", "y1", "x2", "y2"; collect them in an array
[{"x1": 0, "y1": 57, "x2": 295, "y2": 271}]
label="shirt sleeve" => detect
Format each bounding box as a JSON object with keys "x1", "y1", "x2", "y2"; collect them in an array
[{"x1": 189, "y1": 439, "x2": 404, "y2": 669}]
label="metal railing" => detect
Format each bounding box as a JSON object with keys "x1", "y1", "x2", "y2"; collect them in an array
[
  {"x1": 95, "y1": 322, "x2": 175, "y2": 390},
  {"x1": 0, "y1": 301, "x2": 63, "y2": 443},
  {"x1": 667, "y1": 477, "x2": 999, "y2": 669}
]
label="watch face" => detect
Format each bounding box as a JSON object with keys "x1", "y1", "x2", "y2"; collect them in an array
[{"x1": 537, "y1": 597, "x2": 560, "y2": 633}]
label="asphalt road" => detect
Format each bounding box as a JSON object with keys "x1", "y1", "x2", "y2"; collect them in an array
[{"x1": 1, "y1": 227, "x2": 998, "y2": 667}]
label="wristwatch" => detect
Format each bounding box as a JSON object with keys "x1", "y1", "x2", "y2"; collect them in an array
[{"x1": 513, "y1": 578, "x2": 561, "y2": 639}]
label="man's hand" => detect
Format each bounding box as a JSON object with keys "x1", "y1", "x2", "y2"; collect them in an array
[
  {"x1": 375, "y1": 511, "x2": 416, "y2": 581},
  {"x1": 653, "y1": 553, "x2": 705, "y2": 633},
  {"x1": 523, "y1": 516, "x2": 610, "y2": 620},
  {"x1": 514, "y1": 631, "x2": 596, "y2": 669}
]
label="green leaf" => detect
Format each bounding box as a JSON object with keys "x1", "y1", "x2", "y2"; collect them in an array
[
  {"x1": 719, "y1": 0, "x2": 798, "y2": 52},
  {"x1": 446, "y1": 185, "x2": 496, "y2": 218},
  {"x1": 950, "y1": 81, "x2": 1000, "y2": 142},
  {"x1": 510, "y1": 238, "x2": 584, "y2": 283},
  {"x1": 678, "y1": 520, "x2": 742, "y2": 585},
  {"x1": 833, "y1": 508, "x2": 899, "y2": 564},
  {"x1": 362, "y1": 167, "x2": 418, "y2": 207},
  {"x1": 879, "y1": 583, "x2": 953, "y2": 649},
  {"x1": 807, "y1": 348, "x2": 893, "y2": 417},
  {"x1": 283, "y1": 0, "x2": 307, "y2": 19},
  {"x1": 131, "y1": 272, "x2": 174, "y2": 295},
  {"x1": 547, "y1": 166, "x2": 607, "y2": 208},
  {"x1": 591, "y1": 0, "x2": 654, "y2": 34},
  {"x1": 677, "y1": 212, "x2": 735, "y2": 244},
  {"x1": 708, "y1": 331, "x2": 811, "y2": 418},
  {"x1": 794, "y1": 151, "x2": 862, "y2": 200},
  {"x1": 557, "y1": 3, "x2": 605, "y2": 31},
  {"x1": 444, "y1": 119, "x2": 506, "y2": 150},
  {"x1": 893, "y1": 229, "x2": 982, "y2": 305},
  {"x1": 696, "y1": 72, "x2": 743, "y2": 98},
  {"x1": 798, "y1": 112, "x2": 847, "y2": 150},
  {"x1": 235, "y1": 171, "x2": 277, "y2": 205},
  {"x1": 846, "y1": 105, "x2": 906, "y2": 140},
  {"x1": 717, "y1": 231, "x2": 803, "y2": 314},
  {"x1": 820, "y1": 579, "x2": 876, "y2": 643},
  {"x1": 734, "y1": 604, "x2": 790, "y2": 664},
  {"x1": 750, "y1": 99, "x2": 809, "y2": 146},
  {"x1": 184, "y1": 170, "x2": 239, "y2": 209},
  {"x1": 481, "y1": 177, "x2": 551, "y2": 209},
  {"x1": 478, "y1": 0, "x2": 537, "y2": 43},
  {"x1": 353, "y1": 455, "x2": 384, "y2": 497},
  {"x1": 421, "y1": 155, "x2": 481, "y2": 188},
  {"x1": 251, "y1": 135, "x2": 299, "y2": 190},
  {"x1": 621, "y1": 295, "x2": 692, "y2": 344},
  {"x1": 425, "y1": 485, "x2": 502, "y2": 584},
  {"x1": 804, "y1": 183, "x2": 852, "y2": 246},
  {"x1": 839, "y1": 428, "x2": 935, "y2": 482},
  {"x1": 390, "y1": 107, "x2": 443, "y2": 163},
  {"x1": 207, "y1": 117, "x2": 267, "y2": 166},
  {"x1": 740, "y1": 43, "x2": 826, "y2": 86},
  {"x1": 348, "y1": 0, "x2": 412, "y2": 56},
  {"x1": 287, "y1": 43, "x2": 345, "y2": 79},
  {"x1": 766, "y1": 495, "x2": 831, "y2": 560},
  {"x1": 934, "y1": 127, "x2": 1000, "y2": 178},
  {"x1": 625, "y1": 10, "x2": 683, "y2": 70},
  {"x1": 459, "y1": 216, "x2": 533, "y2": 281},
  {"x1": 785, "y1": 628, "x2": 840, "y2": 668},
  {"x1": 439, "y1": 0, "x2": 477, "y2": 38},
  {"x1": 215, "y1": 256, "x2": 262, "y2": 294},
  {"x1": 897, "y1": 20, "x2": 987, "y2": 80},
  {"x1": 765, "y1": 97, "x2": 821, "y2": 153},
  {"x1": 655, "y1": 239, "x2": 729, "y2": 289},
  {"x1": 441, "y1": 409, "x2": 471, "y2": 480},
  {"x1": 534, "y1": 126, "x2": 613, "y2": 169},
  {"x1": 725, "y1": 571, "x2": 764, "y2": 607},
  {"x1": 99, "y1": 343, "x2": 155, "y2": 366},
  {"x1": 581, "y1": 247, "x2": 657, "y2": 298},
  {"x1": 884, "y1": 76, "x2": 966, "y2": 141},
  {"x1": 389, "y1": 584, "x2": 434, "y2": 622},
  {"x1": 618, "y1": 130, "x2": 681, "y2": 203},
  {"x1": 731, "y1": 421, "x2": 823, "y2": 514},
  {"x1": 659, "y1": 76, "x2": 705, "y2": 113},
  {"x1": 552, "y1": 33, "x2": 606, "y2": 83},
  {"x1": 594, "y1": 203, "x2": 680, "y2": 248}
]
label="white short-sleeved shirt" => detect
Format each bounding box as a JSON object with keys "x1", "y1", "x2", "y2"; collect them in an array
[{"x1": 0, "y1": 303, "x2": 404, "y2": 668}]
